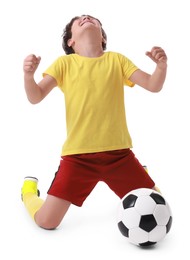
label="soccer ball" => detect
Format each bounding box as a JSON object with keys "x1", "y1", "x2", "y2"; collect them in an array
[{"x1": 117, "y1": 188, "x2": 172, "y2": 247}]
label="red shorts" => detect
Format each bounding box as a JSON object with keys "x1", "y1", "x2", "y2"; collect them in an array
[{"x1": 47, "y1": 149, "x2": 155, "y2": 206}]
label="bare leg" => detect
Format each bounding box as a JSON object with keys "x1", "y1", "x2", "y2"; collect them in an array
[{"x1": 34, "y1": 195, "x2": 71, "y2": 230}]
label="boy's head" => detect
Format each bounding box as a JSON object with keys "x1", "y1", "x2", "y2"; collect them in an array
[{"x1": 62, "y1": 15, "x2": 107, "y2": 55}]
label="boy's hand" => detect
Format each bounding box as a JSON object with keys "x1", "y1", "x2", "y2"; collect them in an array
[
  {"x1": 23, "y1": 54, "x2": 41, "y2": 75},
  {"x1": 146, "y1": 47, "x2": 167, "y2": 69}
]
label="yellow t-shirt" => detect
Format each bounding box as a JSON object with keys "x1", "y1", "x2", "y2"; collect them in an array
[{"x1": 43, "y1": 51, "x2": 138, "y2": 156}]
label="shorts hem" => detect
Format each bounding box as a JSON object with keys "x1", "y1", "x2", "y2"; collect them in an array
[{"x1": 47, "y1": 191, "x2": 83, "y2": 207}]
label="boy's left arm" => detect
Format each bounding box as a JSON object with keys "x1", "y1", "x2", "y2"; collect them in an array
[{"x1": 129, "y1": 46, "x2": 167, "y2": 92}]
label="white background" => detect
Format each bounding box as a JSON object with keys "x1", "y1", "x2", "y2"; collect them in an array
[{"x1": 1, "y1": 0, "x2": 189, "y2": 259}]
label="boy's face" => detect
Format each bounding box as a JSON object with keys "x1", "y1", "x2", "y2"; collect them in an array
[
  {"x1": 68, "y1": 15, "x2": 103, "y2": 47},
  {"x1": 72, "y1": 15, "x2": 102, "y2": 32}
]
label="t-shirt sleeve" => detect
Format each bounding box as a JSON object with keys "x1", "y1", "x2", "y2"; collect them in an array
[
  {"x1": 43, "y1": 56, "x2": 64, "y2": 90},
  {"x1": 119, "y1": 54, "x2": 139, "y2": 87}
]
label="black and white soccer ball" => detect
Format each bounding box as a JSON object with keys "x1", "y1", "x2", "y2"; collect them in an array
[{"x1": 117, "y1": 188, "x2": 172, "y2": 247}]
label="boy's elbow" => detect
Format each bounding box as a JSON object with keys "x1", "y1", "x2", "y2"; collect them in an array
[
  {"x1": 149, "y1": 84, "x2": 163, "y2": 93},
  {"x1": 27, "y1": 96, "x2": 42, "y2": 104},
  {"x1": 151, "y1": 88, "x2": 162, "y2": 93},
  {"x1": 29, "y1": 100, "x2": 39, "y2": 105}
]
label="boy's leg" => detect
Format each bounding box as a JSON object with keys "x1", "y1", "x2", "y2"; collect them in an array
[
  {"x1": 21, "y1": 177, "x2": 43, "y2": 220},
  {"x1": 102, "y1": 149, "x2": 158, "y2": 198},
  {"x1": 21, "y1": 177, "x2": 71, "y2": 229},
  {"x1": 143, "y1": 166, "x2": 161, "y2": 193},
  {"x1": 35, "y1": 195, "x2": 71, "y2": 229}
]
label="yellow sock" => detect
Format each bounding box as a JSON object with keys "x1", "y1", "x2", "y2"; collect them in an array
[{"x1": 23, "y1": 193, "x2": 44, "y2": 220}]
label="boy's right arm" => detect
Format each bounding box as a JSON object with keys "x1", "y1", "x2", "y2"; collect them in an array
[{"x1": 23, "y1": 54, "x2": 57, "y2": 104}]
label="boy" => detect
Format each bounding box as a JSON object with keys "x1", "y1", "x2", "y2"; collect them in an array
[{"x1": 22, "y1": 15, "x2": 167, "y2": 230}]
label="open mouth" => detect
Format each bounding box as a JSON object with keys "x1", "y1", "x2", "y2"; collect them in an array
[{"x1": 80, "y1": 20, "x2": 93, "y2": 26}]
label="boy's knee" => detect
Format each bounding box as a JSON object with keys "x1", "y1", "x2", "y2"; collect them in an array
[{"x1": 34, "y1": 214, "x2": 60, "y2": 230}]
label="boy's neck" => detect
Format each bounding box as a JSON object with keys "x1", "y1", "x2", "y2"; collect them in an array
[
  {"x1": 76, "y1": 48, "x2": 104, "y2": 58},
  {"x1": 73, "y1": 34, "x2": 104, "y2": 58}
]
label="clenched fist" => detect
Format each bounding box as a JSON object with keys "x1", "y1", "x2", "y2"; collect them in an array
[
  {"x1": 23, "y1": 54, "x2": 41, "y2": 75},
  {"x1": 146, "y1": 47, "x2": 167, "y2": 69}
]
